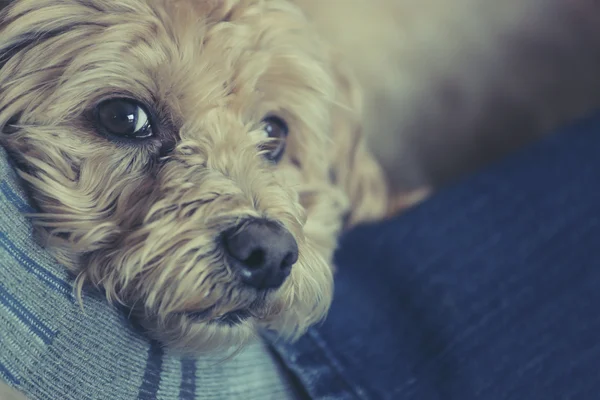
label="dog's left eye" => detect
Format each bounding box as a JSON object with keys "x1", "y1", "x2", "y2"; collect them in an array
[
  {"x1": 259, "y1": 116, "x2": 288, "y2": 163},
  {"x1": 95, "y1": 99, "x2": 153, "y2": 139}
]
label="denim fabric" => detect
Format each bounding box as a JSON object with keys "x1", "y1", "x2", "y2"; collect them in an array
[{"x1": 269, "y1": 111, "x2": 600, "y2": 400}]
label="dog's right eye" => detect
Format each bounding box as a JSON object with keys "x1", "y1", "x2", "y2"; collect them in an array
[
  {"x1": 259, "y1": 116, "x2": 288, "y2": 163},
  {"x1": 95, "y1": 99, "x2": 153, "y2": 139}
]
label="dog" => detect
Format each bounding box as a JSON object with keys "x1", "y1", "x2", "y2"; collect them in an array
[
  {"x1": 0, "y1": 0, "x2": 397, "y2": 352},
  {"x1": 4, "y1": 0, "x2": 596, "y2": 356}
]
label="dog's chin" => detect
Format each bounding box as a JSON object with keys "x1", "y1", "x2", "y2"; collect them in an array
[
  {"x1": 138, "y1": 296, "x2": 285, "y2": 353},
  {"x1": 186, "y1": 308, "x2": 254, "y2": 326},
  {"x1": 141, "y1": 312, "x2": 259, "y2": 353},
  {"x1": 138, "y1": 292, "x2": 328, "y2": 354}
]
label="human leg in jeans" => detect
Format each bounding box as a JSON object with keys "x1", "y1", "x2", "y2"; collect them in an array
[{"x1": 269, "y1": 110, "x2": 600, "y2": 400}]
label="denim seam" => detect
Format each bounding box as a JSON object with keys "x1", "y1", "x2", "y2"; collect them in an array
[{"x1": 306, "y1": 329, "x2": 369, "y2": 400}]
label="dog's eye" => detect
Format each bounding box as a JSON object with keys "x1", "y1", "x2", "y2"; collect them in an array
[
  {"x1": 95, "y1": 99, "x2": 153, "y2": 139},
  {"x1": 260, "y1": 116, "x2": 288, "y2": 162}
]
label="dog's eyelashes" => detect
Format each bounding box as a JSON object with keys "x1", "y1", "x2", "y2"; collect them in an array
[
  {"x1": 95, "y1": 98, "x2": 153, "y2": 139},
  {"x1": 259, "y1": 116, "x2": 288, "y2": 163}
]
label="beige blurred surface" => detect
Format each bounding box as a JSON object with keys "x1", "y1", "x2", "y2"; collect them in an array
[{"x1": 296, "y1": 0, "x2": 600, "y2": 191}]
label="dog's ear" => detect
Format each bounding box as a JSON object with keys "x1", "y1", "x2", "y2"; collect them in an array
[
  {"x1": 0, "y1": 4, "x2": 64, "y2": 71},
  {"x1": 0, "y1": 1, "x2": 16, "y2": 68},
  {"x1": 0, "y1": 1, "x2": 21, "y2": 134},
  {"x1": 0, "y1": 1, "x2": 64, "y2": 133},
  {"x1": 328, "y1": 54, "x2": 389, "y2": 227}
]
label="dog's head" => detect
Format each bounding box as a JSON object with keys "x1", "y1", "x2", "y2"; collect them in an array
[{"x1": 0, "y1": 0, "x2": 387, "y2": 351}]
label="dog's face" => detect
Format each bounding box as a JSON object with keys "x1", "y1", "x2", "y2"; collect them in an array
[{"x1": 0, "y1": 0, "x2": 387, "y2": 351}]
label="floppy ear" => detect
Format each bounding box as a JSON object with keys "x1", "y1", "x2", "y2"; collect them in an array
[
  {"x1": 0, "y1": 2, "x2": 70, "y2": 72},
  {"x1": 0, "y1": 1, "x2": 16, "y2": 68},
  {"x1": 0, "y1": 1, "x2": 21, "y2": 133},
  {"x1": 328, "y1": 53, "x2": 389, "y2": 227},
  {"x1": 0, "y1": 1, "x2": 70, "y2": 132}
]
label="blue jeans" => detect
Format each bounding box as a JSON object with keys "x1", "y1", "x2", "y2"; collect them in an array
[{"x1": 269, "y1": 111, "x2": 600, "y2": 399}]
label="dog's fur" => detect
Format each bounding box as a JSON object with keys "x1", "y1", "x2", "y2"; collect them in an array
[{"x1": 0, "y1": 0, "x2": 390, "y2": 352}]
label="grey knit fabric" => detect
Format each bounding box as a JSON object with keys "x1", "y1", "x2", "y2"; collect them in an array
[{"x1": 0, "y1": 146, "x2": 296, "y2": 400}]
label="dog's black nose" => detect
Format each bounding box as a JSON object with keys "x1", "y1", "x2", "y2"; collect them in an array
[{"x1": 223, "y1": 220, "x2": 298, "y2": 290}]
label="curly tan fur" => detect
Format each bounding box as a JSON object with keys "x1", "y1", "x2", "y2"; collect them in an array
[{"x1": 0, "y1": 0, "x2": 389, "y2": 352}]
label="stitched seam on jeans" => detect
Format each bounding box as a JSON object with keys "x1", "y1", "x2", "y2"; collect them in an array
[{"x1": 306, "y1": 329, "x2": 368, "y2": 400}]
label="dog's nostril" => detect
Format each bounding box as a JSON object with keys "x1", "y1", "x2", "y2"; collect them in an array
[
  {"x1": 281, "y1": 253, "x2": 295, "y2": 270},
  {"x1": 223, "y1": 219, "x2": 298, "y2": 290},
  {"x1": 244, "y1": 249, "x2": 266, "y2": 270}
]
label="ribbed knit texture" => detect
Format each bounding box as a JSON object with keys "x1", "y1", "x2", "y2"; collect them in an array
[{"x1": 0, "y1": 146, "x2": 295, "y2": 400}]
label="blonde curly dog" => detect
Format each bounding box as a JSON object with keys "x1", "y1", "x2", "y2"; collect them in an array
[{"x1": 0, "y1": 0, "x2": 404, "y2": 352}]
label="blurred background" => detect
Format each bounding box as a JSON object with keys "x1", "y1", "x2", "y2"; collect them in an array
[
  {"x1": 369, "y1": 0, "x2": 600, "y2": 192},
  {"x1": 303, "y1": 0, "x2": 600, "y2": 193}
]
